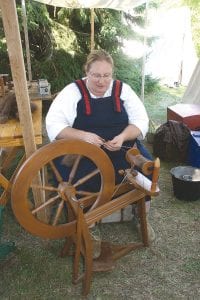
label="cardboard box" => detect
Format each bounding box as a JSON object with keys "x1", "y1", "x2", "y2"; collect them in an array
[{"x1": 167, "y1": 104, "x2": 200, "y2": 130}]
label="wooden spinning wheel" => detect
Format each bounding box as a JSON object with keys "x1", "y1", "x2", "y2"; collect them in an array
[
  {"x1": 11, "y1": 139, "x2": 115, "y2": 239},
  {"x1": 11, "y1": 139, "x2": 160, "y2": 296}
]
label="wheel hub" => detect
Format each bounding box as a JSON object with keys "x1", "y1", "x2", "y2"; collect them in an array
[{"x1": 58, "y1": 182, "x2": 76, "y2": 201}]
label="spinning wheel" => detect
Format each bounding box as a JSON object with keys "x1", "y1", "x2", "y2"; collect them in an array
[
  {"x1": 11, "y1": 139, "x2": 115, "y2": 239},
  {"x1": 11, "y1": 139, "x2": 160, "y2": 296}
]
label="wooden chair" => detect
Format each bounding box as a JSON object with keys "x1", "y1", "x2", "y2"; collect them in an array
[{"x1": 11, "y1": 140, "x2": 160, "y2": 296}]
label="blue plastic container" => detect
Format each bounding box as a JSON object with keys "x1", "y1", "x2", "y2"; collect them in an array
[{"x1": 187, "y1": 131, "x2": 200, "y2": 167}]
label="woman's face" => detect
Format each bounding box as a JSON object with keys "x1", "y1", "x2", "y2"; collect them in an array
[{"x1": 86, "y1": 60, "x2": 113, "y2": 96}]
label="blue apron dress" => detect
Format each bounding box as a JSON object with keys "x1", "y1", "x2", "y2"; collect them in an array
[{"x1": 55, "y1": 79, "x2": 152, "y2": 193}]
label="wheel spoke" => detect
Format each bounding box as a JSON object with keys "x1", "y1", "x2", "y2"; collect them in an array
[
  {"x1": 31, "y1": 184, "x2": 59, "y2": 193},
  {"x1": 41, "y1": 167, "x2": 47, "y2": 206},
  {"x1": 49, "y1": 160, "x2": 63, "y2": 183},
  {"x1": 73, "y1": 169, "x2": 100, "y2": 188},
  {"x1": 68, "y1": 155, "x2": 82, "y2": 184},
  {"x1": 52, "y1": 199, "x2": 65, "y2": 226},
  {"x1": 79, "y1": 192, "x2": 99, "y2": 208},
  {"x1": 31, "y1": 194, "x2": 60, "y2": 215},
  {"x1": 76, "y1": 190, "x2": 94, "y2": 196},
  {"x1": 79, "y1": 192, "x2": 99, "y2": 200}
]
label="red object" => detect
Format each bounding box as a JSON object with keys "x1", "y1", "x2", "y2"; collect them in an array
[
  {"x1": 167, "y1": 104, "x2": 200, "y2": 130},
  {"x1": 114, "y1": 80, "x2": 121, "y2": 112}
]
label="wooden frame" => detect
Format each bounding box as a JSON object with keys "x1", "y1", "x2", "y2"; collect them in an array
[{"x1": 11, "y1": 140, "x2": 160, "y2": 296}]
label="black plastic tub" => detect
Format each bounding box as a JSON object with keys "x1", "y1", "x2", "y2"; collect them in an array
[{"x1": 170, "y1": 166, "x2": 200, "y2": 201}]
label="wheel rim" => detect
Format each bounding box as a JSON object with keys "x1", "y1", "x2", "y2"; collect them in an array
[{"x1": 11, "y1": 140, "x2": 115, "y2": 239}]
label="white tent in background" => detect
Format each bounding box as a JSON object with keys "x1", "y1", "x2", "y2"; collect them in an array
[
  {"x1": 145, "y1": 6, "x2": 198, "y2": 87},
  {"x1": 182, "y1": 59, "x2": 200, "y2": 104}
]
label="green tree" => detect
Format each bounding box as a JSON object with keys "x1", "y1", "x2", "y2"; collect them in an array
[
  {"x1": 0, "y1": 1, "x2": 159, "y2": 94},
  {"x1": 183, "y1": 0, "x2": 200, "y2": 57}
]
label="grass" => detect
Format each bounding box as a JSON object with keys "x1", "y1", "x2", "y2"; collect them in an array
[
  {"x1": 144, "y1": 85, "x2": 186, "y2": 126},
  {"x1": 1, "y1": 85, "x2": 200, "y2": 299}
]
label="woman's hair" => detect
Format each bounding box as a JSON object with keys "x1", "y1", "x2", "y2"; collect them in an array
[{"x1": 84, "y1": 49, "x2": 114, "y2": 73}]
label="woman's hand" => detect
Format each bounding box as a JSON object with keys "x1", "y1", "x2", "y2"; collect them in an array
[
  {"x1": 103, "y1": 135, "x2": 124, "y2": 151},
  {"x1": 82, "y1": 131, "x2": 105, "y2": 147},
  {"x1": 103, "y1": 125, "x2": 142, "y2": 152},
  {"x1": 56, "y1": 127, "x2": 104, "y2": 147}
]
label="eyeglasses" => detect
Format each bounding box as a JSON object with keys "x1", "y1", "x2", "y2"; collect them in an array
[{"x1": 89, "y1": 72, "x2": 112, "y2": 80}]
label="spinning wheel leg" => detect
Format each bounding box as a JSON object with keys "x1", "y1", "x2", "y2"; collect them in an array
[
  {"x1": 71, "y1": 204, "x2": 115, "y2": 296},
  {"x1": 72, "y1": 204, "x2": 93, "y2": 296},
  {"x1": 60, "y1": 237, "x2": 74, "y2": 257},
  {"x1": 137, "y1": 198, "x2": 149, "y2": 246},
  {"x1": 60, "y1": 206, "x2": 76, "y2": 257}
]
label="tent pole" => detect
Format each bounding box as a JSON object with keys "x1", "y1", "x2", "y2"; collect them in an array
[
  {"x1": 90, "y1": 8, "x2": 95, "y2": 50},
  {"x1": 21, "y1": 0, "x2": 32, "y2": 82},
  {"x1": 141, "y1": 0, "x2": 149, "y2": 102},
  {"x1": 0, "y1": 0, "x2": 36, "y2": 157},
  {"x1": 0, "y1": 0, "x2": 47, "y2": 220}
]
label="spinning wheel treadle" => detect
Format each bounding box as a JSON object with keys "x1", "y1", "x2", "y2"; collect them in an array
[{"x1": 11, "y1": 140, "x2": 115, "y2": 239}]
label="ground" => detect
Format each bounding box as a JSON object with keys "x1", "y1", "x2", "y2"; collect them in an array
[{"x1": 0, "y1": 86, "x2": 199, "y2": 299}]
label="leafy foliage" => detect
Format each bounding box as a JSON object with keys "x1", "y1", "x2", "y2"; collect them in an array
[
  {"x1": 0, "y1": 1, "x2": 159, "y2": 94},
  {"x1": 183, "y1": 0, "x2": 200, "y2": 57},
  {"x1": 113, "y1": 52, "x2": 159, "y2": 96},
  {"x1": 32, "y1": 50, "x2": 85, "y2": 92},
  {"x1": 18, "y1": 0, "x2": 51, "y2": 30},
  {"x1": 0, "y1": 16, "x2": 11, "y2": 77}
]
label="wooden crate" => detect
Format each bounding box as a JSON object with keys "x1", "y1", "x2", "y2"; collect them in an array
[{"x1": 167, "y1": 103, "x2": 200, "y2": 130}]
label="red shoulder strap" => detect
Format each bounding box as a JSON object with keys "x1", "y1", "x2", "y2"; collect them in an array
[
  {"x1": 75, "y1": 79, "x2": 91, "y2": 115},
  {"x1": 112, "y1": 80, "x2": 122, "y2": 112}
]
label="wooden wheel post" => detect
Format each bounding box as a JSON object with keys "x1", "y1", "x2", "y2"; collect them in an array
[
  {"x1": 0, "y1": 0, "x2": 36, "y2": 157},
  {"x1": 0, "y1": 0, "x2": 45, "y2": 219}
]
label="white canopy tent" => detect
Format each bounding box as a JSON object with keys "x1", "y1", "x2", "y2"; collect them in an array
[
  {"x1": 182, "y1": 58, "x2": 200, "y2": 104},
  {"x1": 145, "y1": 6, "x2": 198, "y2": 87},
  {"x1": 33, "y1": 0, "x2": 146, "y2": 10}
]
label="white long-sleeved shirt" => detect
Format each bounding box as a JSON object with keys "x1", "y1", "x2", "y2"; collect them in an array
[{"x1": 46, "y1": 79, "x2": 149, "y2": 141}]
